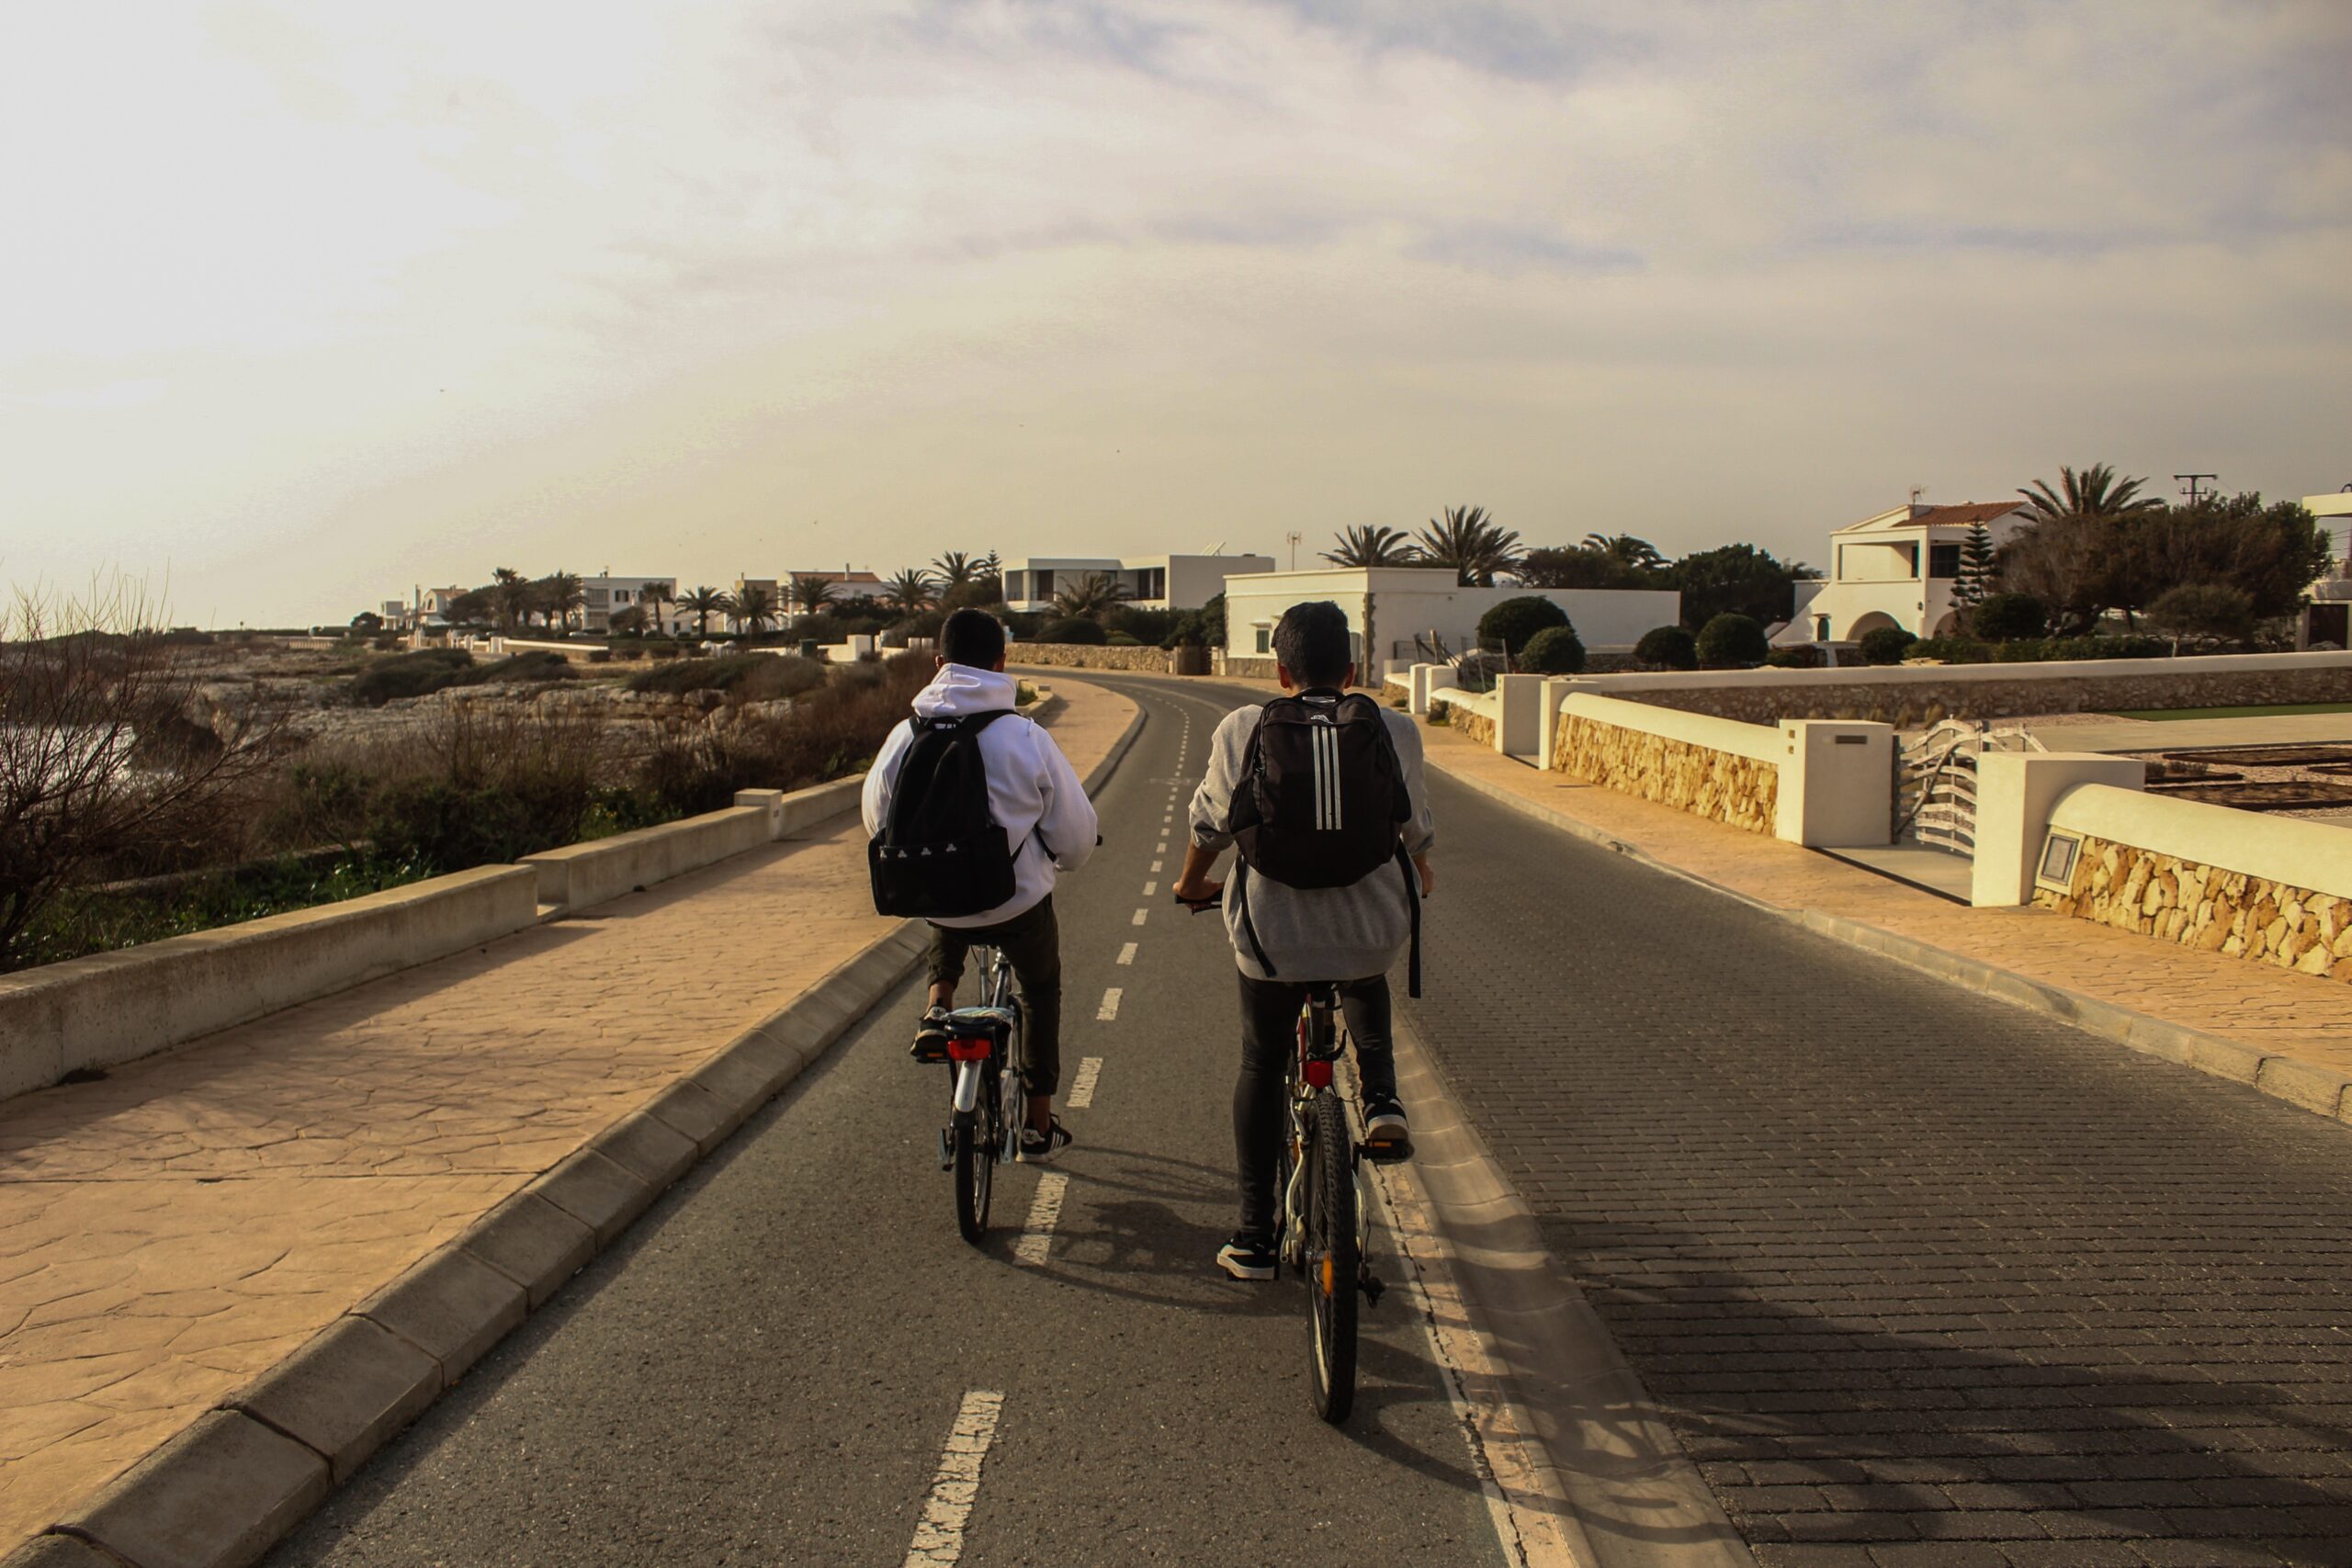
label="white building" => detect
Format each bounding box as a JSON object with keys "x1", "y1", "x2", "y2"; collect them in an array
[
  {"x1": 2299, "y1": 490, "x2": 2352, "y2": 649},
  {"x1": 1221, "y1": 566, "x2": 1680, "y2": 672},
  {"x1": 580, "y1": 574, "x2": 680, "y2": 634},
  {"x1": 1001, "y1": 554, "x2": 1275, "y2": 615},
  {"x1": 1772, "y1": 501, "x2": 2034, "y2": 648}
]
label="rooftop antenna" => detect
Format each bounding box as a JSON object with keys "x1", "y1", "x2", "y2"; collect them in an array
[
  {"x1": 2175, "y1": 472, "x2": 2217, "y2": 506},
  {"x1": 1285, "y1": 530, "x2": 1303, "y2": 570},
  {"x1": 1908, "y1": 485, "x2": 1926, "y2": 508}
]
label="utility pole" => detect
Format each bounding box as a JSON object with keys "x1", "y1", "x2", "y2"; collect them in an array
[{"x1": 2175, "y1": 472, "x2": 2218, "y2": 507}]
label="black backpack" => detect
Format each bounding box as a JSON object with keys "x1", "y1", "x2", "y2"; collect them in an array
[
  {"x1": 1227, "y1": 689, "x2": 1422, "y2": 996},
  {"x1": 867, "y1": 710, "x2": 1019, "y2": 919}
]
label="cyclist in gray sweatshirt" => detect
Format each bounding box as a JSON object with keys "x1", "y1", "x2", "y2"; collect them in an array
[{"x1": 1172, "y1": 600, "x2": 1435, "y2": 1280}]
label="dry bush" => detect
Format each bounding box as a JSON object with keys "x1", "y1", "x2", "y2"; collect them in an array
[
  {"x1": 0, "y1": 579, "x2": 288, "y2": 970},
  {"x1": 637, "y1": 653, "x2": 929, "y2": 817}
]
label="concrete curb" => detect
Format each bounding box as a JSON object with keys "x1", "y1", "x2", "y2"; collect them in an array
[
  {"x1": 1, "y1": 684, "x2": 1151, "y2": 1568},
  {"x1": 1428, "y1": 750, "x2": 2352, "y2": 1132},
  {"x1": 1383, "y1": 1017, "x2": 1757, "y2": 1568}
]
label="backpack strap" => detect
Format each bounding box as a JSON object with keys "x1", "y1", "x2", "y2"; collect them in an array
[
  {"x1": 1231, "y1": 862, "x2": 1278, "y2": 977},
  {"x1": 1396, "y1": 843, "x2": 1422, "y2": 1001}
]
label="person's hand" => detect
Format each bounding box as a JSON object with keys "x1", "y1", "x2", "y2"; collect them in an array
[
  {"x1": 1413, "y1": 855, "x2": 1435, "y2": 897},
  {"x1": 1171, "y1": 874, "x2": 1224, "y2": 909}
]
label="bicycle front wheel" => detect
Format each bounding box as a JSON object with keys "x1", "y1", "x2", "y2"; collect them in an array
[{"x1": 1304, "y1": 1089, "x2": 1359, "y2": 1423}]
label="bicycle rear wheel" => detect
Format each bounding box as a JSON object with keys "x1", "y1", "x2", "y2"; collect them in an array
[
  {"x1": 953, "y1": 1070, "x2": 998, "y2": 1244},
  {"x1": 1303, "y1": 1089, "x2": 1359, "y2": 1423}
]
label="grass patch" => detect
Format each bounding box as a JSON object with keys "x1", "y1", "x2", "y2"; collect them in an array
[
  {"x1": 2104, "y1": 703, "x2": 2352, "y2": 721},
  {"x1": 22, "y1": 853, "x2": 437, "y2": 968}
]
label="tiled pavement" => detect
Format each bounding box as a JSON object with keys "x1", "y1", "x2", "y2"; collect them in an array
[
  {"x1": 1406, "y1": 764, "x2": 2352, "y2": 1568},
  {"x1": 0, "y1": 682, "x2": 1138, "y2": 1558}
]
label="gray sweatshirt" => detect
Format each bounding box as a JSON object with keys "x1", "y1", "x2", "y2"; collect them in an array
[{"x1": 1188, "y1": 701, "x2": 1436, "y2": 983}]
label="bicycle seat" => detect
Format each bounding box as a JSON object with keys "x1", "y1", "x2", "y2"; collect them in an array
[{"x1": 945, "y1": 1005, "x2": 1015, "y2": 1031}]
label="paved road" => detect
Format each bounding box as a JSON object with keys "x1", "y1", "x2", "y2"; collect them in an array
[{"x1": 266, "y1": 684, "x2": 1509, "y2": 1567}]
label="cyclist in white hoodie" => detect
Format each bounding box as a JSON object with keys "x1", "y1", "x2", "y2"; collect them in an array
[{"x1": 862, "y1": 609, "x2": 1098, "y2": 1161}]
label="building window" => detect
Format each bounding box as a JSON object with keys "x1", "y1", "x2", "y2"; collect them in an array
[
  {"x1": 1928, "y1": 543, "x2": 1961, "y2": 579},
  {"x1": 1254, "y1": 626, "x2": 1272, "y2": 653},
  {"x1": 1034, "y1": 570, "x2": 1055, "y2": 599}
]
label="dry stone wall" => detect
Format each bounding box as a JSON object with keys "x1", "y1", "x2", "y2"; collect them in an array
[
  {"x1": 1586, "y1": 661, "x2": 2352, "y2": 727},
  {"x1": 2037, "y1": 837, "x2": 2352, "y2": 982},
  {"x1": 1553, "y1": 714, "x2": 1778, "y2": 835},
  {"x1": 1435, "y1": 694, "x2": 1496, "y2": 748},
  {"x1": 1009, "y1": 644, "x2": 1177, "y2": 672}
]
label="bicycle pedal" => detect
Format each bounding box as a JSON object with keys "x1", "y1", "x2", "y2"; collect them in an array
[
  {"x1": 1360, "y1": 1271, "x2": 1385, "y2": 1306},
  {"x1": 936, "y1": 1130, "x2": 955, "y2": 1171},
  {"x1": 1357, "y1": 1137, "x2": 1413, "y2": 1165}
]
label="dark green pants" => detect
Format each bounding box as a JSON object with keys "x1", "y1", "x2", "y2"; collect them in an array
[{"x1": 927, "y1": 895, "x2": 1061, "y2": 1097}]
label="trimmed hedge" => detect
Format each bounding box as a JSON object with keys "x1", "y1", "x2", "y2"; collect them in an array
[
  {"x1": 1520, "y1": 625, "x2": 1586, "y2": 674},
  {"x1": 1905, "y1": 635, "x2": 2171, "y2": 665},
  {"x1": 1634, "y1": 625, "x2": 1698, "y2": 671},
  {"x1": 1477, "y1": 595, "x2": 1568, "y2": 655},
  {"x1": 1857, "y1": 626, "x2": 1918, "y2": 666},
  {"x1": 1695, "y1": 613, "x2": 1768, "y2": 668},
  {"x1": 1039, "y1": 617, "x2": 1108, "y2": 645}
]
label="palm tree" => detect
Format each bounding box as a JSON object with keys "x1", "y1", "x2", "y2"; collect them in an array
[
  {"x1": 636, "y1": 580, "x2": 673, "y2": 637},
  {"x1": 733, "y1": 584, "x2": 777, "y2": 636},
  {"x1": 1051, "y1": 571, "x2": 1129, "y2": 620},
  {"x1": 884, "y1": 567, "x2": 938, "y2": 615},
  {"x1": 2018, "y1": 462, "x2": 2165, "y2": 524},
  {"x1": 492, "y1": 568, "x2": 530, "y2": 635},
  {"x1": 931, "y1": 552, "x2": 978, "y2": 593},
  {"x1": 542, "y1": 571, "x2": 585, "y2": 635},
  {"x1": 1320, "y1": 525, "x2": 1419, "y2": 568},
  {"x1": 786, "y1": 575, "x2": 836, "y2": 620},
  {"x1": 1414, "y1": 505, "x2": 1522, "y2": 587},
  {"x1": 1580, "y1": 533, "x2": 1667, "y2": 572},
  {"x1": 680, "y1": 585, "x2": 729, "y2": 638}
]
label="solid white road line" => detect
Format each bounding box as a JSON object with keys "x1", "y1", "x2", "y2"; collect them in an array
[
  {"x1": 1097, "y1": 987, "x2": 1122, "y2": 1021},
  {"x1": 901, "y1": 1391, "x2": 1005, "y2": 1568},
  {"x1": 1132, "y1": 908, "x2": 1148, "y2": 926},
  {"x1": 1067, "y1": 1056, "x2": 1102, "y2": 1109},
  {"x1": 1116, "y1": 942, "x2": 1137, "y2": 964},
  {"x1": 1012, "y1": 1171, "x2": 1069, "y2": 1267}
]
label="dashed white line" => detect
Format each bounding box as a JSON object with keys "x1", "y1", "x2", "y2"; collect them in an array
[
  {"x1": 1116, "y1": 942, "x2": 1137, "y2": 964},
  {"x1": 1067, "y1": 1056, "x2": 1102, "y2": 1108},
  {"x1": 1097, "y1": 987, "x2": 1123, "y2": 1021},
  {"x1": 1141, "y1": 881, "x2": 1157, "y2": 897},
  {"x1": 902, "y1": 1391, "x2": 1004, "y2": 1567},
  {"x1": 1012, "y1": 1171, "x2": 1069, "y2": 1267},
  {"x1": 1132, "y1": 908, "x2": 1148, "y2": 926},
  {"x1": 1150, "y1": 859, "x2": 1163, "y2": 873}
]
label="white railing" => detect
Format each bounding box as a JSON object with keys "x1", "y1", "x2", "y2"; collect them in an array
[{"x1": 1898, "y1": 719, "x2": 2044, "y2": 854}]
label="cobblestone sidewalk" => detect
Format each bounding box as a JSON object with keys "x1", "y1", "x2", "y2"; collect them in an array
[{"x1": 0, "y1": 681, "x2": 1136, "y2": 1557}]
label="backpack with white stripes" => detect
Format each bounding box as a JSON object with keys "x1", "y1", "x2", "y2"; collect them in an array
[{"x1": 1228, "y1": 689, "x2": 1409, "y2": 891}]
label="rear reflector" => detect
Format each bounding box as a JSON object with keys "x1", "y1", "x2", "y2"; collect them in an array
[
  {"x1": 1303, "y1": 1059, "x2": 1334, "y2": 1089},
  {"x1": 945, "y1": 1036, "x2": 993, "y2": 1062}
]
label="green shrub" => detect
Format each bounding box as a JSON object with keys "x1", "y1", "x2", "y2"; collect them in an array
[
  {"x1": 1633, "y1": 625, "x2": 1698, "y2": 671},
  {"x1": 1477, "y1": 595, "x2": 1568, "y2": 655},
  {"x1": 1857, "y1": 626, "x2": 1919, "y2": 665},
  {"x1": 1105, "y1": 631, "x2": 1142, "y2": 646},
  {"x1": 1906, "y1": 637, "x2": 1993, "y2": 664},
  {"x1": 1970, "y1": 592, "x2": 2047, "y2": 642},
  {"x1": 1040, "y1": 617, "x2": 1107, "y2": 645},
  {"x1": 1695, "y1": 613, "x2": 1768, "y2": 668},
  {"x1": 1519, "y1": 625, "x2": 1586, "y2": 674},
  {"x1": 1991, "y1": 635, "x2": 2169, "y2": 663},
  {"x1": 1767, "y1": 644, "x2": 1827, "y2": 668},
  {"x1": 2146, "y1": 582, "x2": 2256, "y2": 645},
  {"x1": 350, "y1": 649, "x2": 474, "y2": 706}
]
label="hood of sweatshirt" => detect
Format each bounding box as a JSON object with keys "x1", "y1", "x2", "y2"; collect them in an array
[{"x1": 911, "y1": 662, "x2": 1017, "y2": 719}]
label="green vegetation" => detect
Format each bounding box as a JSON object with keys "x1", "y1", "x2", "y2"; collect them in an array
[
  {"x1": 1969, "y1": 592, "x2": 2048, "y2": 642},
  {"x1": 1695, "y1": 613, "x2": 1769, "y2": 668},
  {"x1": 1905, "y1": 634, "x2": 2168, "y2": 664},
  {"x1": 1518, "y1": 625, "x2": 1587, "y2": 674},
  {"x1": 1634, "y1": 625, "x2": 1698, "y2": 671},
  {"x1": 1476, "y1": 595, "x2": 1568, "y2": 655},
  {"x1": 1857, "y1": 626, "x2": 1918, "y2": 665},
  {"x1": 18, "y1": 852, "x2": 437, "y2": 971},
  {"x1": 1039, "y1": 617, "x2": 1107, "y2": 645},
  {"x1": 622, "y1": 653, "x2": 826, "y2": 700},
  {"x1": 2104, "y1": 703, "x2": 2352, "y2": 721},
  {"x1": 349, "y1": 649, "x2": 575, "y2": 706}
]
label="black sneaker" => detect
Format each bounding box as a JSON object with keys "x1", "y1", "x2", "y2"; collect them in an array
[
  {"x1": 1018, "y1": 1119, "x2": 1073, "y2": 1165},
  {"x1": 1216, "y1": 1234, "x2": 1276, "y2": 1281},
  {"x1": 910, "y1": 1006, "x2": 951, "y2": 1065},
  {"x1": 1362, "y1": 1093, "x2": 1409, "y2": 1147}
]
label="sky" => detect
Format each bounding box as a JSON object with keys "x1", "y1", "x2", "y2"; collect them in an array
[{"x1": 2, "y1": 0, "x2": 2347, "y2": 628}]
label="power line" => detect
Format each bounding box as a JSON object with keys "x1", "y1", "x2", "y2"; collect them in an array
[{"x1": 2174, "y1": 472, "x2": 2218, "y2": 506}]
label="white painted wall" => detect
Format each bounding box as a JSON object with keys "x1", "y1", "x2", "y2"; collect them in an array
[
  {"x1": 1225, "y1": 567, "x2": 1679, "y2": 662},
  {"x1": 1972, "y1": 753, "x2": 2148, "y2": 908},
  {"x1": 2049, "y1": 783, "x2": 2352, "y2": 900}
]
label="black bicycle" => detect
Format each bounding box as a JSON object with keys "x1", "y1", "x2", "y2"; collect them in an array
[{"x1": 936, "y1": 944, "x2": 1023, "y2": 1244}]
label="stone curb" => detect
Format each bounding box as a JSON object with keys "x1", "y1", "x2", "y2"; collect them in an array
[
  {"x1": 1428, "y1": 748, "x2": 2352, "y2": 1133},
  {"x1": 1, "y1": 686, "x2": 1150, "y2": 1568},
  {"x1": 1385, "y1": 1017, "x2": 1758, "y2": 1568}
]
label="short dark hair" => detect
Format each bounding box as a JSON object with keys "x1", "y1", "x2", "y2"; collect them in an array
[
  {"x1": 940, "y1": 608, "x2": 1008, "y2": 670},
  {"x1": 1272, "y1": 600, "x2": 1352, "y2": 687}
]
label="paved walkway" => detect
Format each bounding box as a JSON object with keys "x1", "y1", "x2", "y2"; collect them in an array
[
  {"x1": 1412, "y1": 715, "x2": 2352, "y2": 1087},
  {"x1": 0, "y1": 681, "x2": 1137, "y2": 1557}
]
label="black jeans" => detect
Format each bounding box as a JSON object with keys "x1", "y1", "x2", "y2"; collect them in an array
[
  {"x1": 927, "y1": 896, "x2": 1061, "y2": 1097},
  {"x1": 1233, "y1": 972, "x2": 1398, "y2": 1240}
]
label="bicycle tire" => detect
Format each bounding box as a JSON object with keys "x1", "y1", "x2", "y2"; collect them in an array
[
  {"x1": 953, "y1": 1072, "x2": 996, "y2": 1244},
  {"x1": 1304, "y1": 1089, "x2": 1359, "y2": 1423}
]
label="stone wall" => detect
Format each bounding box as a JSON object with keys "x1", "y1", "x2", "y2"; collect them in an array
[
  {"x1": 1218, "y1": 653, "x2": 1280, "y2": 680},
  {"x1": 1573, "y1": 654, "x2": 2352, "y2": 727},
  {"x1": 1553, "y1": 713, "x2": 1779, "y2": 834},
  {"x1": 2037, "y1": 837, "x2": 2352, "y2": 983},
  {"x1": 1435, "y1": 694, "x2": 1496, "y2": 748},
  {"x1": 1009, "y1": 644, "x2": 1176, "y2": 672}
]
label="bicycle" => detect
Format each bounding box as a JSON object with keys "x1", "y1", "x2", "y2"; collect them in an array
[
  {"x1": 1180, "y1": 899, "x2": 1408, "y2": 1423},
  {"x1": 934, "y1": 943, "x2": 1024, "y2": 1245}
]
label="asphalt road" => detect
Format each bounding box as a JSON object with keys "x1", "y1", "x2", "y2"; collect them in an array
[{"x1": 266, "y1": 682, "x2": 1510, "y2": 1568}]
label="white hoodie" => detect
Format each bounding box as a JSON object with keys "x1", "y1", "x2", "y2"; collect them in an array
[{"x1": 861, "y1": 665, "x2": 1099, "y2": 928}]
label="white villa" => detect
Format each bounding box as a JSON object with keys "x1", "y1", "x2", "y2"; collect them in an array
[
  {"x1": 1222, "y1": 566, "x2": 1680, "y2": 672},
  {"x1": 1773, "y1": 501, "x2": 2034, "y2": 648},
  {"x1": 2299, "y1": 490, "x2": 2352, "y2": 649},
  {"x1": 580, "y1": 575, "x2": 684, "y2": 635},
  {"x1": 1001, "y1": 554, "x2": 1274, "y2": 615}
]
